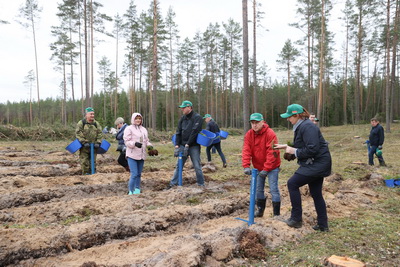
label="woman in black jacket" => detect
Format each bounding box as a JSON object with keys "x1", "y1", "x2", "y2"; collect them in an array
[
  {"x1": 115, "y1": 117, "x2": 129, "y2": 172},
  {"x1": 275, "y1": 104, "x2": 331, "y2": 231}
]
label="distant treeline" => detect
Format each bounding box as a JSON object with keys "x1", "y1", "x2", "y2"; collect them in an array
[{"x1": 0, "y1": 74, "x2": 396, "y2": 132}]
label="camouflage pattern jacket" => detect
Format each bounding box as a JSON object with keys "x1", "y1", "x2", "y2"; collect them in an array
[{"x1": 75, "y1": 119, "x2": 103, "y2": 145}]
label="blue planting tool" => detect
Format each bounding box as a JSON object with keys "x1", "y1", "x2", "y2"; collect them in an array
[
  {"x1": 235, "y1": 169, "x2": 258, "y2": 226},
  {"x1": 90, "y1": 143, "x2": 95, "y2": 174},
  {"x1": 178, "y1": 151, "x2": 183, "y2": 186}
]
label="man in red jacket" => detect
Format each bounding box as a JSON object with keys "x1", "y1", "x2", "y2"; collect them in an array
[{"x1": 242, "y1": 113, "x2": 281, "y2": 217}]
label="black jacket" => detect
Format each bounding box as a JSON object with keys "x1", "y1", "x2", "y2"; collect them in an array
[
  {"x1": 206, "y1": 119, "x2": 221, "y2": 143},
  {"x1": 206, "y1": 119, "x2": 220, "y2": 133},
  {"x1": 369, "y1": 123, "x2": 384, "y2": 146},
  {"x1": 293, "y1": 119, "x2": 332, "y2": 177},
  {"x1": 116, "y1": 123, "x2": 128, "y2": 146},
  {"x1": 175, "y1": 110, "x2": 202, "y2": 147}
]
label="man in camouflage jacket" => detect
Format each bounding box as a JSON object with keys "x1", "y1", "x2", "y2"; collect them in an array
[{"x1": 75, "y1": 107, "x2": 103, "y2": 174}]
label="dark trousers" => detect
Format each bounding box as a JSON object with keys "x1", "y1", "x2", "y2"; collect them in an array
[
  {"x1": 118, "y1": 152, "x2": 128, "y2": 168},
  {"x1": 206, "y1": 142, "x2": 226, "y2": 164},
  {"x1": 287, "y1": 173, "x2": 328, "y2": 228},
  {"x1": 368, "y1": 145, "x2": 384, "y2": 165}
]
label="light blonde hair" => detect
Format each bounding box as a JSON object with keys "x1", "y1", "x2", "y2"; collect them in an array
[{"x1": 114, "y1": 117, "x2": 124, "y2": 125}]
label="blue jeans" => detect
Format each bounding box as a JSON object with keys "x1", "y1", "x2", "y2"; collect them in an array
[
  {"x1": 287, "y1": 173, "x2": 328, "y2": 228},
  {"x1": 256, "y1": 168, "x2": 280, "y2": 202},
  {"x1": 170, "y1": 145, "x2": 204, "y2": 186},
  {"x1": 206, "y1": 142, "x2": 226, "y2": 164},
  {"x1": 127, "y1": 158, "x2": 144, "y2": 192},
  {"x1": 368, "y1": 145, "x2": 384, "y2": 165}
]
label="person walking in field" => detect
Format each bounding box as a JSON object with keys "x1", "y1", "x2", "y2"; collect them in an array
[
  {"x1": 368, "y1": 117, "x2": 386, "y2": 166},
  {"x1": 168, "y1": 100, "x2": 205, "y2": 188},
  {"x1": 123, "y1": 113, "x2": 152, "y2": 195},
  {"x1": 203, "y1": 114, "x2": 227, "y2": 168},
  {"x1": 274, "y1": 104, "x2": 331, "y2": 231},
  {"x1": 242, "y1": 113, "x2": 282, "y2": 217},
  {"x1": 75, "y1": 107, "x2": 103, "y2": 174}
]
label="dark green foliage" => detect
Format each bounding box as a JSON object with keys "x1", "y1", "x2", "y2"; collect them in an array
[{"x1": 0, "y1": 124, "x2": 75, "y2": 141}]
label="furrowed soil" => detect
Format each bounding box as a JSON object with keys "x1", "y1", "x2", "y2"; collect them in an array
[{"x1": 0, "y1": 126, "x2": 399, "y2": 267}]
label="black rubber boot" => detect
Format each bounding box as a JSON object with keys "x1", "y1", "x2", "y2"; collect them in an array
[
  {"x1": 255, "y1": 199, "x2": 266, "y2": 217},
  {"x1": 379, "y1": 160, "x2": 386, "y2": 167},
  {"x1": 285, "y1": 218, "x2": 302, "y2": 228},
  {"x1": 272, "y1": 201, "x2": 281, "y2": 216}
]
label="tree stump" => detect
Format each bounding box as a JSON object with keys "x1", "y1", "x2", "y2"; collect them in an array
[{"x1": 324, "y1": 255, "x2": 366, "y2": 267}]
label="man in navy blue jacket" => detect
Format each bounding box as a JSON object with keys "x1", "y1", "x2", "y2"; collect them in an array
[
  {"x1": 169, "y1": 100, "x2": 205, "y2": 188},
  {"x1": 369, "y1": 118, "x2": 385, "y2": 166}
]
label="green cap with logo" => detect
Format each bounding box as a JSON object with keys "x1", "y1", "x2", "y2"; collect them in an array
[
  {"x1": 179, "y1": 100, "x2": 193, "y2": 108},
  {"x1": 203, "y1": 114, "x2": 211, "y2": 119},
  {"x1": 280, "y1": 104, "x2": 304, "y2": 118},
  {"x1": 249, "y1": 113, "x2": 264, "y2": 121},
  {"x1": 85, "y1": 107, "x2": 94, "y2": 113}
]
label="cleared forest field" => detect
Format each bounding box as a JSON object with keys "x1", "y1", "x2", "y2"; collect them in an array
[{"x1": 0, "y1": 124, "x2": 399, "y2": 266}]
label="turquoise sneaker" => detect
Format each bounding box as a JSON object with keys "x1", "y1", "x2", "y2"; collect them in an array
[
  {"x1": 133, "y1": 188, "x2": 141, "y2": 194},
  {"x1": 128, "y1": 191, "x2": 133, "y2": 195}
]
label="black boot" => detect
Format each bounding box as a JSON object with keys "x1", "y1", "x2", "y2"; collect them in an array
[
  {"x1": 272, "y1": 201, "x2": 281, "y2": 216},
  {"x1": 379, "y1": 160, "x2": 386, "y2": 167},
  {"x1": 255, "y1": 199, "x2": 266, "y2": 217}
]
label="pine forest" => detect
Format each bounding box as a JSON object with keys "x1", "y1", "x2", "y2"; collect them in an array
[{"x1": 1, "y1": 0, "x2": 400, "y2": 133}]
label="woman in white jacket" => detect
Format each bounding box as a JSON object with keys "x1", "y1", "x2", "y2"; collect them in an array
[{"x1": 123, "y1": 113, "x2": 152, "y2": 195}]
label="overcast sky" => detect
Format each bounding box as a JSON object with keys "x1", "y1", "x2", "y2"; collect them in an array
[{"x1": 0, "y1": 0, "x2": 344, "y2": 104}]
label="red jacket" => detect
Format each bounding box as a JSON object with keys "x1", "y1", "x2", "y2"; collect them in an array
[{"x1": 242, "y1": 123, "x2": 281, "y2": 172}]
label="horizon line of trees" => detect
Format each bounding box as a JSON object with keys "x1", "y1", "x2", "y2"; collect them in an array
[
  {"x1": 0, "y1": 71, "x2": 395, "y2": 130},
  {"x1": 2, "y1": 0, "x2": 400, "y2": 132}
]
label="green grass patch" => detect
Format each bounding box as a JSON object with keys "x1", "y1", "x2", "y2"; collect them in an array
[
  {"x1": 61, "y1": 207, "x2": 101, "y2": 226},
  {"x1": 186, "y1": 197, "x2": 200, "y2": 205},
  {"x1": 261, "y1": 193, "x2": 400, "y2": 266}
]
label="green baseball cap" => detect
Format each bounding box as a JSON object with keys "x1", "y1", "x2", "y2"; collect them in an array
[
  {"x1": 85, "y1": 107, "x2": 94, "y2": 113},
  {"x1": 203, "y1": 114, "x2": 211, "y2": 119},
  {"x1": 179, "y1": 100, "x2": 193, "y2": 108},
  {"x1": 280, "y1": 104, "x2": 304, "y2": 118},
  {"x1": 249, "y1": 113, "x2": 264, "y2": 121}
]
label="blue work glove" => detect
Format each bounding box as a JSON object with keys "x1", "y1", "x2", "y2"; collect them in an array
[
  {"x1": 135, "y1": 142, "x2": 142, "y2": 148},
  {"x1": 174, "y1": 147, "x2": 180, "y2": 157},
  {"x1": 183, "y1": 145, "x2": 189, "y2": 157},
  {"x1": 94, "y1": 143, "x2": 100, "y2": 148},
  {"x1": 378, "y1": 145, "x2": 383, "y2": 150},
  {"x1": 83, "y1": 143, "x2": 90, "y2": 148},
  {"x1": 258, "y1": 170, "x2": 268, "y2": 179},
  {"x1": 244, "y1": 168, "x2": 251, "y2": 175}
]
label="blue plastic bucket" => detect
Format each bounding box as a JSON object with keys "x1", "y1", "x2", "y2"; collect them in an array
[
  {"x1": 172, "y1": 134, "x2": 176, "y2": 145},
  {"x1": 212, "y1": 132, "x2": 221, "y2": 144},
  {"x1": 98, "y1": 139, "x2": 111, "y2": 154},
  {"x1": 385, "y1": 179, "x2": 400, "y2": 188},
  {"x1": 220, "y1": 130, "x2": 229, "y2": 139},
  {"x1": 66, "y1": 139, "x2": 82, "y2": 154},
  {"x1": 385, "y1": 179, "x2": 395, "y2": 188},
  {"x1": 197, "y1": 129, "x2": 216, "y2": 146}
]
